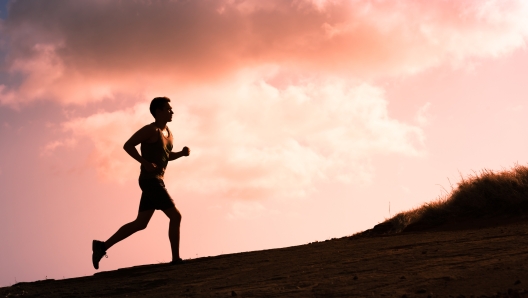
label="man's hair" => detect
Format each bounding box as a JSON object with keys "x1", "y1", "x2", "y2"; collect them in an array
[{"x1": 149, "y1": 97, "x2": 171, "y2": 117}]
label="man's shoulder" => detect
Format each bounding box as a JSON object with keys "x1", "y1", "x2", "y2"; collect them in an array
[
  {"x1": 141, "y1": 123, "x2": 158, "y2": 132},
  {"x1": 136, "y1": 123, "x2": 159, "y2": 139}
]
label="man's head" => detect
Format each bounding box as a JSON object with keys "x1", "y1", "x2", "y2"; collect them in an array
[
  {"x1": 150, "y1": 97, "x2": 173, "y2": 123},
  {"x1": 150, "y1": 97, "x2": 171, "y2": 117}
]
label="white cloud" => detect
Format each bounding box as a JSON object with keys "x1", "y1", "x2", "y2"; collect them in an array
[
  {"x1": 61, "y1": 103, "x2": 153, "y2": 183},
  {"x1": 415, "y1": 102, "x2": 432, "y2": 126},
  {"x1": 227, "y1": 201, "x2": 267, "y2": 220},
  {"x1": 56, "y1": 75, "x2": 426, "y2": 201},
  {"x1": 41, "y1": 138, "x2": 77, "y2": 156}
]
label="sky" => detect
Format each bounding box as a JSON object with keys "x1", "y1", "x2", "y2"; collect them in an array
[{"x1": 1, "y1": 0, "x2": 528, "y2": 286}]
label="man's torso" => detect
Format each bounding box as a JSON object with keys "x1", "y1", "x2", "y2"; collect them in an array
[{"x1": 139, "y1": 123, "x2": 173, "y2": 180}]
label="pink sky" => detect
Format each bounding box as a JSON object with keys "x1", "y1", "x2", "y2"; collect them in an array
[{"x1": 1, "y1": 0, "x2": 528, "y2": 286}]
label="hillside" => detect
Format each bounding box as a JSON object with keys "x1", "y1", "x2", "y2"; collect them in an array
[
  {"x1": 3, "y1": 166, "x2": 528, "y2": 297},
  {"x1": 2, "y1": 221, "x2": 528, "y2": 297}
]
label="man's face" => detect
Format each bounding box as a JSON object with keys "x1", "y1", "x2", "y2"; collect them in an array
[{"x1": 156, "y1": 102, "x2": 174, "y2": 122}]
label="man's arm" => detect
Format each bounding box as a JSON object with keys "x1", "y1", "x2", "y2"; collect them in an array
[
  {"x1": 169, "y1": 146, "x2": 190, "y2": 161},
  {"x1": 123, "y1": 125, "x2": 158, "y2": 171}
]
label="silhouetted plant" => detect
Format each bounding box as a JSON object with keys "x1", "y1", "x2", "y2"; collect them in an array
[{"x1": 366, "y1": 164, "x2": 528, "y2": 235}]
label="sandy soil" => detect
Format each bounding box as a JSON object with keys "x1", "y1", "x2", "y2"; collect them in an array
[{"x1": 2, "y1": 222, "x2": 528, "y2": 297}]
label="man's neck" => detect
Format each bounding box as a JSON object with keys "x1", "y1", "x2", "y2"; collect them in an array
[{"x1": 154, "y1": 120, "x2": 167, "y2": 130}]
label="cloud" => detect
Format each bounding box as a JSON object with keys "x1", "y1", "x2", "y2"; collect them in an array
[
  {"x1": 59, "y1": 75, "x2": 425, "y2": 200},
  {"x1": 1, "y1": 0, "x2": 528, "y2": 106},
  {"x1": 60, "y1": 102, "x2": 154, "y2": 183},
  {"x1": 4, "y1": 0, "x2": 526, "y2": 200},
  {"x1": 227, "y1": 201, "x2": 267, "y2": 220},
  {"x1": 40, "y1": 138, "x2": 77, "y2": 156},
  {"x1": 415, "y1": 102, "x2": 432, "y2": 126}
]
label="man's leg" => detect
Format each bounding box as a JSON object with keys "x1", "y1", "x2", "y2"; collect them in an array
[
  {"x1": 92, "y1": 210, "x2": 155, "y2": 269},
  {"x1": 162, "y1": 206, "x2": 182, "y2": 262},
  {"x1": 105, "y1": 209, "x2": 155, "y2": 250}
]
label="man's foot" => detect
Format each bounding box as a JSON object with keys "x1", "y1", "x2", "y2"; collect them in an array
[
  {"x1": 169, "y1": 258, "x2": 183, "y2": 265},
  {"x1": 92, "y1": 240, "x2": 107, "y2": 270}
]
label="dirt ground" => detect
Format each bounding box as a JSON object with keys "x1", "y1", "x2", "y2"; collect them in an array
[{"x1": 2, "y1": 221, "x2": 528, "y2": 297}]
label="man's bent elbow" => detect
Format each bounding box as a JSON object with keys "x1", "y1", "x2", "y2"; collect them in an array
[{"x1": 123, "y1": 142, "x2": 133, "y2": 152}]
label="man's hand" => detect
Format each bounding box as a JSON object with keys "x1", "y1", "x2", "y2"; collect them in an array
[
  {"x1": 142, "y1": 161, "x2": 158, "y2": 172},
  {"x1": 168, "y1": 147, "x2": 190, "y2": 160},
  {"x1": 182, "y1": 146, "x2": 190, "y2": 156}
]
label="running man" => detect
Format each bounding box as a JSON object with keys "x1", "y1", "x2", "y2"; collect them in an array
[{"x1": 92, "y1": 97, "x2": 190, "y2": 269}]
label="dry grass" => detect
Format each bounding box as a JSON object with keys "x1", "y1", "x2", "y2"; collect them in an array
[{"x1": 364, "y1": 164, "x2": 528, "y2": 235}]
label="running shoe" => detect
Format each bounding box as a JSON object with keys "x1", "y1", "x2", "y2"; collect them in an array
[{"x1": 92, "y1": 240, "x2": 107, "y2": 270}]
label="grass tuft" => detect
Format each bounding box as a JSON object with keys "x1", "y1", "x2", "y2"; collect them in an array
[{"x1": 360, "y1": 164, "x2": 528, "y2": 236}]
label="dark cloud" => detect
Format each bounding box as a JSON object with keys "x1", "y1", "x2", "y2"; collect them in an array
[{"x1": 1, "y1": 0, "x2": 527, "y2": 105}]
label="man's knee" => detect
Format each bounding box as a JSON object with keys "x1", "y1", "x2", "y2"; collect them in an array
[
  {"x1": 169, "y1": 209, "x2": 182, "y2": 223},
  {"x1": 162, "y1": 207, "x2": 182, "y2": 223},
  {"x1": 173, "y1": 211, "x2": 182, "y2": 223}
]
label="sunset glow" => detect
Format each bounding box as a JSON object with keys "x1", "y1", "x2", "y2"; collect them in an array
[{"x1": 1, "y1": 0, "x2": 528, "y2": 285}]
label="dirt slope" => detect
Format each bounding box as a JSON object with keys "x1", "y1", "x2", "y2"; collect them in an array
[{"x1": 2, "y1": 222, "x2": 528, "y2": 297}]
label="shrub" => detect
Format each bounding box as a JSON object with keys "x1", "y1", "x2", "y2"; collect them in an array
[{"x1": 365, "y1": 164, "x2": 528, "y2": 235}]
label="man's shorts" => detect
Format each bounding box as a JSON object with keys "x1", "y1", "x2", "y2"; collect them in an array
[{"x1": 138, "y1": 178, "x2": 175, "y2": 212}]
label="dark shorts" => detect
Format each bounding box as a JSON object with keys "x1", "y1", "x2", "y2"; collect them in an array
[{"x1": 138, "y1": 178, "x2": 175, "y2": 212}]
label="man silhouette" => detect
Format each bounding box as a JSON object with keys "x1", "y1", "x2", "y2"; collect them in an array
[{"x1": 92, "y1": 97, "x2": 190, "y2": 269}]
